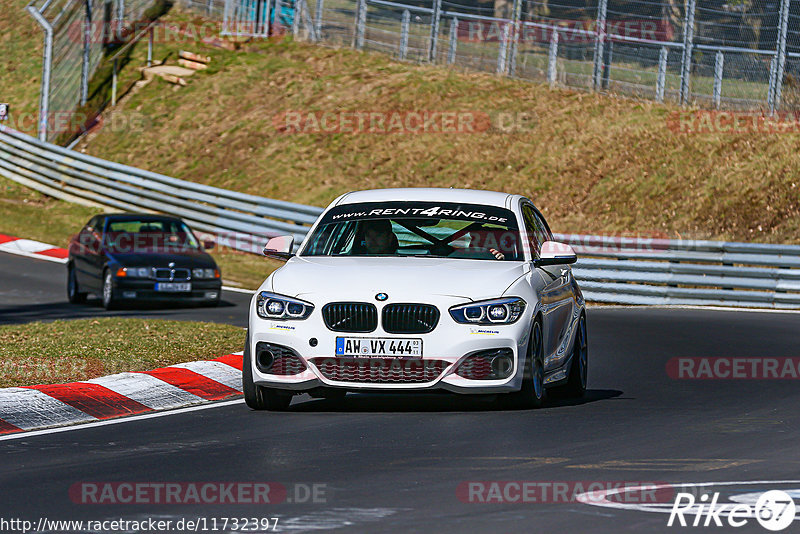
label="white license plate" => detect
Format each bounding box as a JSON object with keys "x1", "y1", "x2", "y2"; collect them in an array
[
  {"x1": 335, "y1": 337, "x2": 422, "y2": 358},
  {"x1": 155, "y1": 282, "x2": 191, "y2": 292}
]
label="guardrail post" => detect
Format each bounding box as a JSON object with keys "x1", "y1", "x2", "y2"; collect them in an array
[
  {"x1": 656, "y1": 46, "x2": 667, "y2": 102},
  {"x1": 507, "y1": 0, "x2": 522, "y2": 76},
  {"x1": 769, "y1": 0, "x2": 790, "y2": 113},
  {"x1": 679, "y1": 0, "x2": 696, "y2": 105},
  {"x1": 592, "y1": 0, "x2": 608, "y2": 91},
  {"x1": 547, "y1": 28, "x2": 559, "y2": 86},
  {"x1": 713, "y1": 50, "x2": 724, "y2": 109},
  {"x1": 399, "y1": 9, "x2": 409, "y2": 60},
  {"x1": 428, "y1": 0, "x2": 442, "y2": 62},
  {"x1": 447, "y1": 16, "x2": 458, "y2": 64},
  {"x1": 496, "y1": 23, "x2": 510, "y2": 75},
  {"x1": 353, "y1": 0, "x2": 366, "y2": 49},
  {"x1": 314, "y1": 0, "x2": 323, "y2": 39},
  {"x1": 26, "y1": 6, "x2": 53, "y2": 142},
  {"x1": 112, "y1": 58, "x2": 118, "y2": 106},
  {"x1": 81, "y1": 0, "x2": 92, "y2": 106}
]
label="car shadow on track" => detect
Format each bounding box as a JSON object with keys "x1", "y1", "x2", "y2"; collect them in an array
[{"x1": 288, "y1": 389, "x2": 623, "y2": 412}]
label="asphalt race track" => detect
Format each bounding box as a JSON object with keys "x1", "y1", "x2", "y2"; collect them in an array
[
  {"x1": 2, "y1": 252, "x2": 800, "y2": 533},
  {"x1": 0, "y1": 253, "x2": 253, "y2": 327}
]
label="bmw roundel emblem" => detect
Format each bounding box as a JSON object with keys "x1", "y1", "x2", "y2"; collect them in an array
[{"x1": 375, "y1": 292, "x2": 388, "y2": 301}]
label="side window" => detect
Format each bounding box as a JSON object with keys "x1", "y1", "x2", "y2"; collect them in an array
[
  {"x1": 521, "y1": 204, "x2": 544, "y2": 258},
  {"x1": 533, "y1": 209, "x2": 553, "y2": 242}
]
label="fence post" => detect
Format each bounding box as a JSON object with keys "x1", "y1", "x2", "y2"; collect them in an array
[
  {"x1": 679, "y1": 0, "x2": 696, "y2": 105},
  {"x1": 497, "y1": 22, "x2": 510, "y2": 74},
  {"x1": 81, "y1": 0, "x2": 92, "y2": 106},
  {"x1": 768, "y1": 54, "x2": 778, "y2": 111},
  {"x1": 315, "y1": 0, "x2": 323, "y2": 38},
  {"x1": 656, "y1": 46, "x2": 667, "y2": 103},
  {"x1": 112, "y1": 58, "x2": 118, "y2": 106},
  {"x1": 353, "y1": 0, "x2": 366, "y2": 49},
  {"x1": 547, "y1": 28, "x2": 559, "y2": 86},
  {"x1": 222, "y1": 0, "x2": 232, "y2": 34},
  {"x1": 147, "y1": 26, "x2": 154, "y2": 66},
  {"x1": 507, "y1": 0, "x2": 522, "y2": 76},
  {"x1": 592, "y1": 0, "x2": 608, "y2": 91},
  {"x1": 292, "y1": 0, "x2": 301, "y2": 37},
  {"x1": 447, "y1": 16, "x2": 458, "y2": 64},
  {"x1": 771, "y1": 0, "x2": 790, "y2": 113},
  {"x1": 27, "y1": 6, "x2": 52, "y2": 142},
  {"x1": 713, "y1": 50, "x2": 724, "y2": 109},
  {"x1": 399, "y1": 9, "x2": 410, "y2": 60},
  {"x1": 601, "y1": 39, "x2": 613, "y2": 89},
  {"x1": 116, "y1": 0, "x2": 125, "y2": 40},
  {"x1": 428, "y1": 0, "x2": 442, "y2": 62}
]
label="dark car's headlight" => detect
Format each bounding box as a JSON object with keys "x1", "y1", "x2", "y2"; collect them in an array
[
  {"x1": 192, "y1": 268, "x2": 220, "y2": 280},
  {"x1": 449, "y1": 297, "x2": 526, "y2": 325},
  {"x1": 257, "y1": 292, "x2": 314, "y2": 320}
]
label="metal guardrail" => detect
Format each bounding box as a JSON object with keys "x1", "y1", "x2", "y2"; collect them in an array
[{"x1": 2, "y1": 125, "x2": 799, "y2": 309}]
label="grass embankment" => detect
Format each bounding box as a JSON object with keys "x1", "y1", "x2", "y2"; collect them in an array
[
  {"x1": 0, "y1": 0, "x2": 44, "y2": 133},
  {"x1": 0, "y1": 318, "x2": 244, "y2": 387}
]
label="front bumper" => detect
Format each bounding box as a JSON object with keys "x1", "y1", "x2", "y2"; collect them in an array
[
  {"x1": 248, "y1": 301, "x2": 532, "y2": 394},
  {"x1": 113, "y1": 278, "x2": 222, "y2": 302}
]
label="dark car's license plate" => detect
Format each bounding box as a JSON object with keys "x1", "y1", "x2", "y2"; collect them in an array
[{"x1": 155, "y1": 282, "x2": 191, "y2": 292}]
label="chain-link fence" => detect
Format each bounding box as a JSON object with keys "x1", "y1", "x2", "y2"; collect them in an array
[
  {"x1": 25, "y1": 0, "x2": 164, "y2": 144},
  {"x1": 184, "y1": 0, "x2": 800, "y2": 112}
]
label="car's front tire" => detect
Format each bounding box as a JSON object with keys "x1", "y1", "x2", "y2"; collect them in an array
[
  {"x1": 67, "y1": 263, "x2": 87, "y2": 304},
  {"x1": 243, "y1": 334, "x2": 293, "y2": 411},
  {"x1": 102, "y1": 269, "x2": 118, "y2": 310},
  {"x1": 501, "y1": 318, "x2": 545, "y2": 410}
]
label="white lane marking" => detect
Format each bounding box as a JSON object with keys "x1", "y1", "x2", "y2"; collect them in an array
[
  {"x1": 0, "y1": 399, "x2": 245, "y2": 441},
  {"x1": 0, "y1": 388, "x2": 96, "y2": 430},
  {"x1": 170, "y1": 361, "x2": 243, "y2": 391},
  {"x1": 86, "y1": 372, "x2": 205, "y2": 410},
  {"x1": 222, "y1": 285, "x2": 256, "y2": 294}
]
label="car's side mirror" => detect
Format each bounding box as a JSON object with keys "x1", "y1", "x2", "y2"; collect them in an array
[
  {"x1": 263, "y1": 235, "x2": 295, "y2": 261},
  {"x1": 203, "y1": 239, "x2": 215, "y2": 250},
  {"x1": 534, "y1": 241, "x2": 577, "y2": 267}
]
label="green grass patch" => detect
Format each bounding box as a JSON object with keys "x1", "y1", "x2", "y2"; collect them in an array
[{"x1": 0, "y1": 317, "x2": 245, "y2": 387}]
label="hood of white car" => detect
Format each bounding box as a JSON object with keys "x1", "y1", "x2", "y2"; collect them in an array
[{"x1": 268, "y1": 256, "x2": 529, "y2": 302}]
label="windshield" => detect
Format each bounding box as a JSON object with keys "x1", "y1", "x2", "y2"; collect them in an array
[
  {"x1": 301, "y1": 201, "x2": 523, "y2": 260},
  {"x1": 103, "y1": 219, "x2": 201, "y2": 253}
]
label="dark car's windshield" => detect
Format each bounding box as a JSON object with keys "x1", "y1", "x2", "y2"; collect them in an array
[
  {"x1": 301, "y1": 201, "x2": 523, "y2": 260},
  {"x1": 103, "y1": 219, "x2": 201, "y2": 253}
]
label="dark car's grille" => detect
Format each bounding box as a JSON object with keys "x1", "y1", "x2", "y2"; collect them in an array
[
  {"x1": 153, "y1": 268, "x2": 190, "y2": 281},
  {"x1": 322, "y1": 302, "x2": 378, "y2": 333},
  {"x1": 382, "y1": 304, "x2": 440, "y2": 334},
  {"x1": 310, "y1": 357, "x2": 448, "y2": 383}
]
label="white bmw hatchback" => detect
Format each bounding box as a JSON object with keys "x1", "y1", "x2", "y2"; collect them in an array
[{"x1": 244, "y1": 188, "x2": 587, "y2": 410}]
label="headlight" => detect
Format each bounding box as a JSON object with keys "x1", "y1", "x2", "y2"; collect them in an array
[
  {"x1": 257, "y1": 292, "x2": 314, "y2": 320},
  {"x1": 192, "y1": 268, "x2": 220, "y2": 279},
  {"x1": 449, "y1": 297, "x2": 526, "y2": 325},
  {"x1": 121, "y1": 267, "x2": 151, "y2": 278}
]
